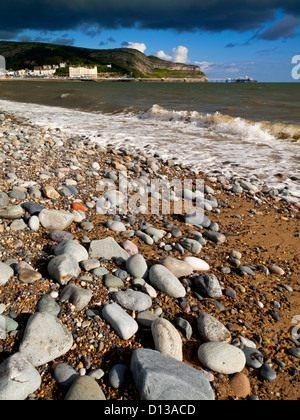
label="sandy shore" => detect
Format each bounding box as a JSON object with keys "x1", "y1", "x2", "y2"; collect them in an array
[{"x1": 0, "y1": 112, "x2": 299, "y2": 400}]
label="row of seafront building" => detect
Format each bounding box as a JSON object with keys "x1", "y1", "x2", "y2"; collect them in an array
[
  {"x1": 5, "y1": 63, "x2": 67, "y2": 77},
  {"x1": 4, "y1": 65, "x2": 103, "y2": 79}
]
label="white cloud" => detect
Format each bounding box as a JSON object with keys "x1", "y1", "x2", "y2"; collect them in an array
[
  {"x1": 155, "y1": 45, "x2": 190, "y2": 63},
  {"x1": 171, "y1": 46, "x2": 189, "y2": 63},
  {"x1": 123, "y1": 42, "x2": 147, "y2": 53},
  {"x1": 195, "y1": 61, "x2": 256, "y2": 78},
  {"x1": 195, "y1": 61, "x2": 213, "y2": 72},
  {"x1": 156, "y1": 50, "x2": 172, "y2": 60}
]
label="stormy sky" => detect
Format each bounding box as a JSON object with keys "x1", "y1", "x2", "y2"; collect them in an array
[
  {"x1": 1, "y1": 0, "x2": 300, "y2": 38},
  {"x1": 1, "y1": 0, "x2": 299, "y2": 81}
]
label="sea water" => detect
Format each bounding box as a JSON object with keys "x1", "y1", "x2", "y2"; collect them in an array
[{"x1": 0, "y1": 81, "x2": 299, "y2": 198}]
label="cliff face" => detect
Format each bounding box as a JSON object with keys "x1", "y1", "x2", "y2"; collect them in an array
[
  {"x1": 148, "y1": 56, "x2": 201, "y2": 73},
  {"x1": 90, "y1": 48, "x2": 154, "y2": 75},
  {"x1": 0, "y1": 41, "x2": 207, "y2": 79}
]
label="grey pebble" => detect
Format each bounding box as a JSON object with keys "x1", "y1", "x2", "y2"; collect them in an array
[
  {"x1": 257, "y1": 265, "x2": 270, "y2": 276},
  {"x1": 229, "y1": 257, "x2": 241, "y2": 268},
  {"x1": 10, "y1": 219, "x2": 27, "y2": 231},
  {"x1": 49, "y1": 230, "x2": 74, "y2": 243},
  {"x1": 0, "y1": 353, "x2": 41, "y2": 400},
  {"x1": 181, "y1": 238, "x2": 202, "y2": 254},
  {"x1": 174, "y1": 317, "x2": 193, "y2": 339},
  {"x1": 8, "y1": 190, "x2": 27, "y2": 200},
  {"x1": 230, "y1": 250, "x2": 242, "y2": 260},
  {"x1": 59, "y1": 186, "x2": 72, "y2": 197},
  {"x1": 243, "y1": 347, "x2": 264, "y2": 369},
  {"x1": 93, "y1": 267, "x2": 108, "y2": 277},
  {"x1": 109, "y1": 364, "x2": 129, "y2": 389},
  {"x1": 131, "y1": 348, "x2": 215, "y2": 400},
  {"x1": 53, "y1": 240, "x2": 88, "y2": 263},
  {"x1": 0, "y1": 192, "x2": 9, "y2": 208},
  {"x1": 0, "y1": 262, "x2": 14, "y2": 286},
  {"x1": 197, "y1": 313, "x2": 231, "y2": 343},
  {"x1": 113, "y1": 289, "x2": 152, "y2": 312},
  {"x1": 260, "y1": 363, "x2": 277, "y2": 382},
  {"x1": 19, "y1": 312, "x2": 73, "y2": 367},
  {"x1": 66, "y1": 185, "x2": 78, "y2": 195},
  {"x1": 149, "y1": 264, "x2": 186, "y2": 298},
  {"x1": 106, "y1": 219, "x2": 126, "y2": 232},
  {"x1": 238, "y1": 266, "x2": 256, "y2": 277},
  {"x1": 60, "y1": 284, "x2": 92, "y2": 311},
  {"x1": 89, "y1": 237, "x2": 130, "y2": 261},
  {"x1": 21, "y1": 202, "x2": 45, "y2": 215},
  {"x1": 171, "y1": 227, "x2": 182, "y2": 238},
  {"x1": 104, "y1": 274, "x2": 124, "y2": 289},
  {"x1": 80, "y1": 259, "x2": 100, "y2": 272},
  {"x1": 135, "y1": 231, "x2": 154, "y2": 245},
  {"x1": 224, "y1": 289, "x2": 237, "y2": 299},
  {"x1": 47, "y1": 254, "x2": 80, "y2": 285},
  {"x1": 54, "y1": 363, "x2": 78, "y2": 388},
  {"x1": 89, "y1": 369, "x2": 105, "y2": 380},
  {"x1": 65, "y1": 376, "x2": 106, "y2": 400},
  {"x1": 204, "y1": 231, "x2": 226, "y2": 245},
  {"x1": 28, "y1": 215, "x2": 40, "y2": 231},
  {"x1": 114, "y1": 269, "x2": 128, "y2": 279},
  {"x1": 195, "y1": 274, "x2": 222, "y2": 298},
  {"x1": 102, "y1": 303, "x2": 138, "y2": 340},
  {"x1": 287, "y1": 348, "x2": 300, "y2": 359},
  {"x1": 37, "y1": 294, "x2": 61, "y2": 317},
  {"x1": 126, "y1": 254, "x2": 148, "y2": 279},
  {"x1": 185, "y1": 209, "x2": 211, "y2": 228},
  {"x1": 0, "y1": 315, "x2": 19, "y2": 333}
]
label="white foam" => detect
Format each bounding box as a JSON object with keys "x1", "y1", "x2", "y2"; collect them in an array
[{"x1": 0, "y1": 99, "x2": 299, "y2": 198}]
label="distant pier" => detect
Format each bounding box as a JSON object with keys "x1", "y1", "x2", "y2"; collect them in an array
[
  {"x1": 209, "y1": 78, "x2": 231, "y2": 83},
  {"x1": 209, "y1": 77, "x2": 257, "y2": 83}
]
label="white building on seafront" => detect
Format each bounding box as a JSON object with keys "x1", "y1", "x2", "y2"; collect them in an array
[
  {"x1": 32, "y1": 65, "x2": 58, "y2": 77},
  {"x1": 69, "y1": 66, "x2": 98, "y2": 79}
]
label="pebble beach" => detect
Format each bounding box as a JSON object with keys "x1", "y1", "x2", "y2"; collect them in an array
[{"x1": 0, "y1": 111, "x2": 299, "y2": 401}]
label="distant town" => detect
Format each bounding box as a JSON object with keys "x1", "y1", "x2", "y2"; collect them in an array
[
  {"x1": 2, "y1": 63, "x2": 257, "y2": 83},
  {"x1": 4, "y1": 63, "x2": 105, "y2": 79}
]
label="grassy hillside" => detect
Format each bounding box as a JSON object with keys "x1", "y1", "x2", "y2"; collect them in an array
[{"x1": 0, "y1": 41, "x2": 207, "y2": 79}]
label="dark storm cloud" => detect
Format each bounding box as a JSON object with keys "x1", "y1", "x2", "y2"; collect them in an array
[
  {"x1": 18, "y1": 34, "x2": 75, "y2": 46},
  {"x1": 52, "y1": 37, "x2": 75, "y2": 46},
  {"x1": 0, "y1": 30, "x2": 20, "y2": 40},
  {"x1": 1, "y1": 0, "x2": 300, "y2": 39},
  {"x1": 258, "y1": 15, "x2": 300, "y2": 40}
]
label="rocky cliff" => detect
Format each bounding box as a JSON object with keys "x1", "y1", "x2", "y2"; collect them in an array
[{"x1": 0, "y1": 41, "x2": 207, "y2": 79}]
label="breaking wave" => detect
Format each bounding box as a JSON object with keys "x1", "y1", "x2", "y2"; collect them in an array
[{"x1": 141, "y1": 104, "x2": 300, "y2": 142}]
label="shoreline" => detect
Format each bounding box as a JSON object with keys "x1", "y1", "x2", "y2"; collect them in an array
[
  {"x1": 0, "y1": 96, "x2": 298, "y2": 204},
  {"x1": 0, "y1": 77, "x2": 209, "y2": 83},
  {"x1": 0, "y1": 111, "x2": 299, "y2": 400}
]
